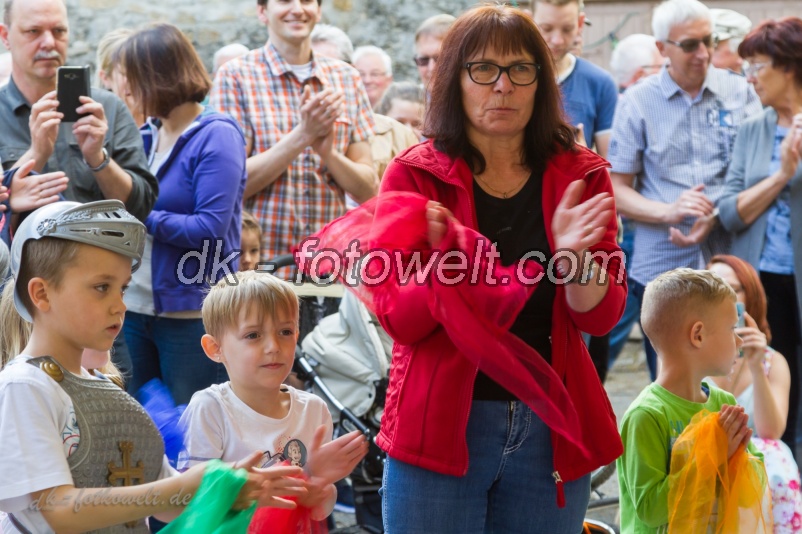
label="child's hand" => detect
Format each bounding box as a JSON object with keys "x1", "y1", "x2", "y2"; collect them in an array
[
  {"x1": 232, "y1": 451, "x2": 307, "y2": 510},
  {"x1": 719, "y1": 404, "x2": 752, "y2": 459},
  {"x1": 305, "y1": 427, "x2": 369, "y2": 485}
]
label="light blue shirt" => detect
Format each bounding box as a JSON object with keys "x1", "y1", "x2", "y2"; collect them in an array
[
  {"x1": 608, "y1": 66, "x2": 761, "y2": 285},
  {"x1": 759, "y1": 125, "x2": 794, "y2": 274}
]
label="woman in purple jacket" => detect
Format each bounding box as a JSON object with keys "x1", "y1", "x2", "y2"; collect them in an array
[{"x1": 118, "y1": 24, "x2": 247, "y2": 404}]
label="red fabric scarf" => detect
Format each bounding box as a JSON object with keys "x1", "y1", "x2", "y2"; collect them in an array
[{"x1": 296, "y1": 191, "x2": 587, "y2": 455}]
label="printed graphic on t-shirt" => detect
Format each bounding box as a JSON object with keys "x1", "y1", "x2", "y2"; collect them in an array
[
  {"x1": 62, "y1": 406, "x2": 79, "y2": 457},
  {"x1": 668, "y1": 418, "x2": 686, "y2": 452},
  {"x1": 260, "y1": 437, "x2": 309, "y2": 468}
]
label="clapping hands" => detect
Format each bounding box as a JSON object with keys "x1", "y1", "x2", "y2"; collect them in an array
[
  {"x1": 552, "y1": 179, "x2": 615, "y2": 253},
  {"x1": 300, "y1": 427, "x2": 368, "y2": 517},
  {"x1": 299, "y1": 86, "x2": 345, "y2": 158},
  {"x1": 230, "y1": 451, "x2": 307, "y2": 510}
]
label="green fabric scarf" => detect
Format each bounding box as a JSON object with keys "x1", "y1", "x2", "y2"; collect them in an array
[{"x1": 161, "y1": 460, "x2": 256, "y2": 533}]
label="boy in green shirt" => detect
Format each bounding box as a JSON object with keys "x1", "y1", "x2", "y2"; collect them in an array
[{"x1": 617, "y1": 268, "x2": 762, "y2": 533}]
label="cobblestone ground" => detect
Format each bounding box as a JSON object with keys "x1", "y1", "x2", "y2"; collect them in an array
[{"x1": 333, "y1": 332, "x2": 651, "y2": 533}]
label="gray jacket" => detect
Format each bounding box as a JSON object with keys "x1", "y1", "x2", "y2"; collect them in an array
[
  {"x1": 0, "y1": 77, "x2": 157, "y2": 222},
  {"x1": 718, "y1": 106, "x2": 802, "y2": 314}
]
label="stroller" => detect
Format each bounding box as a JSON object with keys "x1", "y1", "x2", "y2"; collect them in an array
[{"x1": 297, "y1": 289, "x2": 391, "y2": 533}]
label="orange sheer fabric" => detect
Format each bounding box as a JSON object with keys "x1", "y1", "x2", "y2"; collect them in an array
[{"x1": 668, "y1": 410, "x2": 772, "y2": 533}]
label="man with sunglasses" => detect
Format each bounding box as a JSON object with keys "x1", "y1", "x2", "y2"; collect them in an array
[
  {"x1": 533, "y1": 0, "x2": 618, "y2": 159},
  {"x1": 608, "y1": 0, "x2": 760, "y2": 380},
  {"x1": 413, "y1": 14, "x2": 455, "y2": 90}
]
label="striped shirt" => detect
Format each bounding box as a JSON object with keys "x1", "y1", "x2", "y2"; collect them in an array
[
  {"x1": 608, "y1": 66, "x2": 761, "y2": 285},
  {"x1": 210, "y1": 43, "x2": 374, "y2": 275}
]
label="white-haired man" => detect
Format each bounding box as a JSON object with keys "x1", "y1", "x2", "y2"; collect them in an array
[
  {"x1": 608, "y1": 0, "x2": 761, "y2": 379},
  {"x1": 353, "y1": 45, "x2": 393, "y2": 108},
  {"x1": 310, "y1": 23, "x2": 354, "y2": 63},
  {"x1": 710, "y1": 8, "x2": 752, "y2": 73},
  {"x1": 212, "y1": 43, "x2": 249, "y2": 76},
  {"x1": 609, "y1": 34, "x2": 664, "y2": 91}
]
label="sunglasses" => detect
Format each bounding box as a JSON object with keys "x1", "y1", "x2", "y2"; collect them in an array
[
  {"x1": 665, "y1": 34, "x2": 719, "y2": 53},
  {"x1": 414, "y1": 56, "x2": 438, "y2": 67}
]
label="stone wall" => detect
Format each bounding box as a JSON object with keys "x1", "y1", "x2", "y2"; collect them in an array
[
  {"x1": 1, "y1": 0, "x2": 799, "y2": 83},
  {"x1": 2, "y1": 0, "x2": 480, "y2": 83}
]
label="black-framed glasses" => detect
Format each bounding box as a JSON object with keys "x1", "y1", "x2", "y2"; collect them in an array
[
  {"x1": 414, "y1": 56, "x2": 438, "y2": 67},
  {"x1": 464, "y1": 62, "x2": 540, "y2": 86},
  {"x1": 665, "y1": 34, "x2": 719, "y2": 53}
]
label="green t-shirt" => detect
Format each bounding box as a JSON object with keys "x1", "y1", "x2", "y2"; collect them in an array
[{"x1": 616, "y1": 381, "x2": 761, "y2": 534}]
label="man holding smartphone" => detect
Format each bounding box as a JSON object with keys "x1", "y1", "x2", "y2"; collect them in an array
[
  {"x1": 0, "y1": 0, "x2": 156, "y2": 379},
  {"x1": 0, "y1": 0, "x2": 156, "y2": 223}
]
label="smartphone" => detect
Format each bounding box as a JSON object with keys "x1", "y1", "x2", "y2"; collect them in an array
[
  {"x1": 56, "y1": 66, "x2": 91, "y2": 123},
  {"x1": 736, "y1": 302, "x2": 746, "y2": 329}
]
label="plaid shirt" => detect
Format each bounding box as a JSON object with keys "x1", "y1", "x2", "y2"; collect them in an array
[
  {"x1": 608, "y1": 66, "x2": 761, "y2": 285},
  {"x1": 210, "y1": 43, "x2": 374, "y2": 274}
]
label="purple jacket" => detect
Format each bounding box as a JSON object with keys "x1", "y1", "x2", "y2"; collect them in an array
[{"x1": 141, "y1": 109, "x2": 246, "y2": 314}]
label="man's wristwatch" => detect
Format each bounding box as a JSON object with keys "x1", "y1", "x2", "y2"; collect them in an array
[{"x1": 84, "y1": 147, "x2": 111, "y2": 172}]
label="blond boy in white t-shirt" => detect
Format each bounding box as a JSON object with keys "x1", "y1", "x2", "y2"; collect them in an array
[{"x1": 179, "y1": 271, "x2": 368, "y2": 521}]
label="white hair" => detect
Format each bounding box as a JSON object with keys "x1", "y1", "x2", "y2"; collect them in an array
[
  {"x1": 213, "y1": 43, "x2": 249, "y2": 73},
  {"x1": 610, "y1": 34, "x2": 659, "y2": 87},
  {"x1": 352, "y1": 45, "x2": 393, "y2": 77},
  {"x1": 651, "y1": 0, "x2": 712, "y2": 42},
  {"x1": 310, "y1": 24, "x2": 354, "y2": 63}
]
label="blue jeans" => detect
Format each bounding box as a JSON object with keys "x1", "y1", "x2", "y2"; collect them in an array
[
  {"x1": 381, "y1": 401, "x2": 591, "y2": 533},
  {"x1": 608, "y1": 216, "x2": 643, "y2": 369},
  {"x1": 607, "y1": 284, "x2": 643, "y2": 367},
  {"x1": 620, "y1": 280, "x2": 658, "y2": 380},
  {"x1": 123, "y1": 311, "x2": 227, "y2": 404}
]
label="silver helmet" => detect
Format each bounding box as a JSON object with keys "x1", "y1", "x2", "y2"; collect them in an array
[{"x1": 10, "y1": 200, "x2": 145, "y2": 322}]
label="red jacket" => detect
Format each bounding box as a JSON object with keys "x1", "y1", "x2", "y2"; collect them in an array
[{"x1": 375, "y1": 141, "x2": 626, "y2": 504}]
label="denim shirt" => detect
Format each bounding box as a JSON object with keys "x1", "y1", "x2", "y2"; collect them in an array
[
  {"x1": 0, "y1": 77, "x2": 157, "y2": 222},
  {"x1": 759, "y1": 125, "x2": 794, "y2": 274}
]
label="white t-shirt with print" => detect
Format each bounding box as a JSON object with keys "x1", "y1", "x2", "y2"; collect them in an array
[
  {"x1": 177, "y1": 382, "x2": 333, "y2": 470},
  {"x1": 0, "y1": 356, "x2": 176, "y2": 534}
]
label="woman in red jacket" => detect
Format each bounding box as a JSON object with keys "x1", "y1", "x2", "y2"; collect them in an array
[{"x1": 376, "y1": 5, "x2": 626, "y2": 533}]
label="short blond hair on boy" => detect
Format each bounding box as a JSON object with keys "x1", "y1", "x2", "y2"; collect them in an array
[
  {"x1": 641, "y1": 268, "x2": 736, "y2": 352},
  {"x1": 202, "y1": 271, "x2": 299, "y2": 339}
]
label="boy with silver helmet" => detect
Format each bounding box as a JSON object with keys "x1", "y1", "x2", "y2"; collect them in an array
[
  {"x1": 9, "y1": 200, "x2": 146, "y2": 322},
  {"x1": 0, "y1": 200, "x2": 305, "y2": 534}
]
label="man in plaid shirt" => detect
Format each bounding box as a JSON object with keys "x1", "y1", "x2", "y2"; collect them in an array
[{"x1": 211, "y1": 0, "x2": 376, "y2": 277}]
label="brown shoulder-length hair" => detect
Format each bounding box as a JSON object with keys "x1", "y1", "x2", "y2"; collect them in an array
[
  {"x1": 708, "y1": 254, "x2": 772, "y2": 344},
  {"x1": 423, "y1": 4, "x2": 575, "y2": 174},
  {"x1": 739, "y1": 17, "x2": 802, "y2": 89},
  {"x1": 116, "y1": 23, "x2": 211, "y2": 119}
]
